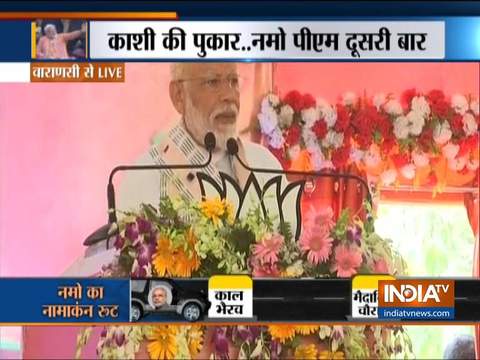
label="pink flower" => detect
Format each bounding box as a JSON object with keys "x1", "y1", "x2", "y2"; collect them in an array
[
  {"x1": 300, "y1": 225, "x2": 333, "y2": 265},
  {"x1": 373, "y1": 259, "x2": 390, "y2": 274},
  {"x1": 304, "y1": 206, "x2": 335, "y2": 230},
  {"x1": 331, "y1": 245, "x2": 363, "y2": 278},
  {"x1": 251, "y1": 261, "x2": 280, "y2": 277},
  {"x1": 252, "y1": 233, "x2": 284, "y2": 265}
]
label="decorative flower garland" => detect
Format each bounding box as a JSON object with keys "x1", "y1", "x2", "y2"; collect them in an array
[
  {"x1": 75, "y1": 196, "x2": 412, "y2": 359},
  {"x1": 258, "y1": 90, "x2": 479, "y2": 188}
]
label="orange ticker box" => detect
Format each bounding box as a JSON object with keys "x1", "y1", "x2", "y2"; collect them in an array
[
  {"x1": 31, "y1": 62, "x2": 125, "y2": 82},
  {"x1": 378, "y1": 279, "x2": 454, "y2": 308}
]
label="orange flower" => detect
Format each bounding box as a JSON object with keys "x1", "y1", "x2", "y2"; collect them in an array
[
  {"x1": 295, "y1": 325, "x2": 320, "y2": 335},
  {"x1": 152, "y1": 235, "x2": 174, "y2": 277},
  {"x1": 147, "y1": 325, "x2": 178, "y2": 360},
  {"x1": 187, "y1": 325, "x2": 204, "y2": 357},
  {"x1": 268, "y1": 325, "x2": 296, "y2": 344}
]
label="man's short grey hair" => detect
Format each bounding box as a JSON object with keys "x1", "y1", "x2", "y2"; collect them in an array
[
  {"x1": 170, "y1": 63, "x2": 190, "y2": 81},
  {"x1": 44, "y1": 24, "x2": 56, "y2": 33}
]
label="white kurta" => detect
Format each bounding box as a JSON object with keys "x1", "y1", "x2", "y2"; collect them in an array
[{"x1": 64, "y1": 125, "x2": 299, "y2": 276}]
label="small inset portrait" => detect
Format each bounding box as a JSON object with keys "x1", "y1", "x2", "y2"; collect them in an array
[{"x1": 148, "y1": 284, "x2": 172, "y2": 309}]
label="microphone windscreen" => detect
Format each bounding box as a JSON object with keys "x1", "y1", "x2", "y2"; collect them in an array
[
  {"x1": 204, "y1": 132, "x2": 216, "y2": 151},
  {"x1": 226, "y1": 138, "x2": 239, "y2": 155}
]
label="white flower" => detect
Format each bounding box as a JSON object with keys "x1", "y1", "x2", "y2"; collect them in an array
[
  {"x1": 393, "y1": 116, "x2": 410, "y2": 139},
  {"x1": 448, "y1": 156, "x2": 467, "y2": 171},
  {"x1": 302, "y1": 128, "x2": 318, "y2": 149},
  {"x1": 463, "y1": 113, "x2": 478, "y2": 136},
  {"x1": 451, "y1": 94, "x2": 469, "y2": 115},
  {"x1": 350, "y1": 148, "x2": 365, "y2": 163},
  {"x1": 323, "y1": 130, "x2": 344, "y2": 149},
  {"x1": 412, "y1": 151, "x2": 429, "y2": 167},
  {"x1": 309, "y1": 146, "x2": 325, "y2": 170},
  {"x1": 433, "y1": 121, "x2": 452, "y2": 145},
  {"x1": 278, "y1": 105, "x2": 294, "y2": 129},
  {"x1": 407, "y1": 111, "x2": 425, "y2": 136},
  {"x1": 268, "y1": 128, "x2": 284, "y2": 149},
  {"x1": 364, "y1": 147, "x2": 381, "y2": 168},
  {"x1": 342, "y1": 92, "x2": 357, "y2": 106},
  {"x1": 288, "y1": 144, "x2": 301, "y2": 161},
  {"x1": 258, "y1": 108, "x2": 278, "y2": 135},
  {"x1": 260, "y1": 98, "x2": 273, "y2": 114},
  {"x1": 321, "y1": 106, "x2": 337, "y2": 128},
  {"x1": 400, "y1": 164, "x2": 416, "y2": 180},
  {"x1": 467, "y1": 158, "x2": 479, "y2": 171},
  {"x1": 384, "y1": 99, "x2": 403, "y2": 116},
  {"x1": 470, "y1": 99, "x2": 479, "y2": 116},
  {"x1": 411, "y1": 96, "x2": 431, "y2": 117},
  {"x1": 266, "y1": 93, "x2": 280, "y2": 107},
  {"x1": 302, "y1": 107, "x2": 319, "y2": 129},
  {"x1": 373, "y1": 93, "x2": 386, "y2": 110},
  {"x1": 380, "y1": 169, "x2": 397, "y2": 186},
  {"x1": 442, "y1": 142, "x2": 460, "y2": 160}
]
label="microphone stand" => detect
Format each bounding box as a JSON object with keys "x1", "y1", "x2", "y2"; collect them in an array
[{"x1": 83, "y1": 132, "x2": 217, "y2": 248}]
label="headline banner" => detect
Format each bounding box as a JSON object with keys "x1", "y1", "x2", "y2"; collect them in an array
[{"x1": 89, "y1": 21, "x2": 445, "y2": 60}]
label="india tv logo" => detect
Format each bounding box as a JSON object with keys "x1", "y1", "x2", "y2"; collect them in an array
[{"x1": 378, "y1": 279, "x2": 455, "y2": 320}]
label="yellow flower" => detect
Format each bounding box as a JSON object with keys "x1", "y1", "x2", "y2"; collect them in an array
[
  {"x1": 268, "y1": 325, "x2": 296, "y2": 344},
  {"x1": 225, "y1": 201, "x2": 235, "y2": 224},
  {"x1": 318, "y1": 350, "x2": 345, "y2": 360},
  {"x1": 199, "y1": 197, "x2": 226, "y2": 226},
  {"x1": 294, "y1": 344, "x2": 317, "y2": 360},
  {"x1": 187, "y1": 325, "x2": 204, "y2": 357},
  {"x1": 147, "y1": 325, "x2": 178, "y2": 360},
  {"x1": 152, "y1": 235, "x2": 174, "y2": 277},
  {"x1": 282, "y1": 260, "x2": 304, "y2": 278},
  {"x1": 295, "y1": 325, "x2": 320, "y2": 335}
]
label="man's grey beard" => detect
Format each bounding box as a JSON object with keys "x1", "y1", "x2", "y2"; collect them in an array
[{"x1": 184, "y1": 97, "x2": 238, "y2": 152}]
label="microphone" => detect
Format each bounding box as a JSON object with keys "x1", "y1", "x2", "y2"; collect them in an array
[
  {"x1": 226, "y1": 137, "x2": 374, "y2": 215},
  {"x1": 84, "y1": 132, "x2": 216, "y2": 247}
]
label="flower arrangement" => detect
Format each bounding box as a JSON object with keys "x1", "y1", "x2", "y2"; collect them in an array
[
  {"x1": 75, "y1": 195, "x2": 412, "y2": 359},
  {"x1": 258, "y1": 90, "x2": 479, "y2": 188}
]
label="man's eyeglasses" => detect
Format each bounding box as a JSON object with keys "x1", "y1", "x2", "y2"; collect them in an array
[{"x1": 177, "y1": 75, "x2": 242, "y2": 92}]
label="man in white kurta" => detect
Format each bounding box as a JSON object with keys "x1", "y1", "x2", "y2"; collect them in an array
[{"x1": 67, "y1": 63, "x2": 293, "y2": 271}]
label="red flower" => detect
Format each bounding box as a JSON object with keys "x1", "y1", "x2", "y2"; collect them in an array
[
  {"x1": 283, "y1": 90, "x2": 304, "y2": 112},
  {"x1": 382, "y1": 136, "x2": 396, "y2": 155},
  {"x1": 458, "y1": 134, "x2": 479, "y2": 157},
  {"x1": 283, "y1": 91, "x2": 316, "y2": 112},
  {"x1": 332, "y1": 145, "x2": 351, "y2": 169},
  {"x1": 285, "y1": 124, "x2": 302, "y2": 146},
  {"x1": 401, "y1": 88, "x2": 417, "y2": 110},
  {"x1": 335, "y1": 104, "x2": 350, "y2": 132},
  {"x1": 427, "y1": 89, "x2": 446, "y2": 103},
  {"x1": 302, "y1": 93, "x2": 316, "y2": 109},
  {"x1": 312, "y1": 119, "x2": 328, "y2": 139},
  {"x1": 431, "y1": 99, "x2": 450, "y2": 118},
  {"x1": 376, "y1": 113, "x2": 392, "y2": 138},
  {"x1": 391, "y1": 153, "x2": 410, "y2": 169},
  {"x1": 450, "y1": 114, "x2": 464, "y2": 134}
]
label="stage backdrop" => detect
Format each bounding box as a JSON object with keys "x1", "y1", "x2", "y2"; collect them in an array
[{"x1": 0, "y1": 63, "x2": 477, "y2": 276}]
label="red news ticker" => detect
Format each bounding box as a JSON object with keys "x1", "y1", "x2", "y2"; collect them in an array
[{"x1": 378, "y1": 279, "x2": 455, "y2": 308}]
